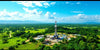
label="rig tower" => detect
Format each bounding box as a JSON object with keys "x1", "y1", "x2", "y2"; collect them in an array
[
  {"x1": 55, "y1": 21, "x2": 57, "y2": 36},
  {"x1": 54, "y1": 20, "x2": 58, "y2": 38}
]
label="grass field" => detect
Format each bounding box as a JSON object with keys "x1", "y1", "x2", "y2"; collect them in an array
[
  {"x1": 15, "y1": 42, "x2": 42, "y2": 50},
  {"x1": 0, "y1": 37, "x2": 26, "y2": 49},
  {"x1": 0, "y1": 28, "x2": 46, "y2": 49},
  {"x1": 45, "y1": 32, "x2": 67, "y2": 36},
  {"x1": 25, "y1": 29, "x2": 46, "y2": 33}
]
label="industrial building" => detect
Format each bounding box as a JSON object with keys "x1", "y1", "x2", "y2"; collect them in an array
[{"x1": 34, "y1": 21, "x2": 77, "y2": 45}]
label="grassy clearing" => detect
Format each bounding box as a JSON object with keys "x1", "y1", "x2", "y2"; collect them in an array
[
  {"x1": 25, "y1": 29, "x2": 46, "y2": 33},
  {"x1": 63, "y1": 26, "x2": 77, "y2": 29},
  {"x1": 45, "y1": 32, "x2": 67, "y2": 35},
  {"x1": 0, "y1": 28, "x2": 46, "y2": 49},
  {"x1": 97, "y1": 35, "x2": 100, "y2": 38},
  {"x1": 0, "y1": 37, "x2": 26, "y2": 49},
  {"x1": 15, "y1": 42, "x2": 42, "y2": 50},
  {"x1": 0, "y1": 34, "x2": 3, "y2": 40},
  {"x1": 83, "y1": 35, "x2": 87, "y2": 39}
]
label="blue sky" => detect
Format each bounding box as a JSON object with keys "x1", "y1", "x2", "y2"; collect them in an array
[{"x1": 0, "y1": 1, "x2": 100, "y2": 23}]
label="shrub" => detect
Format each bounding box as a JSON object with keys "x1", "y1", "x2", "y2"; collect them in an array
[
  {"x1": 38, "y1": 45, "x2": 45, "y2": 50},
  {"x1": 22, "y1": 41, "x2": 26, "y2": 44},
  {"x1": 39, "y1": 38, "x2": 45, "y2": 42},
  {"x1": 17, "y1": 43, "x2": 20, "y2": 45},
  {"x1": 9, "y1": 46, "x2": 15, "y2": 50},
  {"x1": 16, "y1": 45, "x2": 18, "y2": 48},
  {"x1": 2, "y1": 38, "x2": 8, "y2": 44},
  {"x1": 43, "y1": 46, "x2": 51, "y2": 50},
  {"x1": 0, "y1": 48, "x2": 4, "y2": 50},
  {"x1": 29, "y1": 37, "x2": 36, "y2": 42},
  {"x1": 17, "y1": 40, "x2": 20, "y2": 42}
]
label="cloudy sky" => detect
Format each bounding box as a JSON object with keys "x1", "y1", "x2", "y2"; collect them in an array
[{"x1": 0, "y1": 1, "x2": 100, "y2": 23}]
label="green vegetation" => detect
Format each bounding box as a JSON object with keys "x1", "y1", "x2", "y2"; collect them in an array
[
  {"x1": 0, "y1": 37, "x2": 26, "y2": 49},
  {"x1": 15, "y1": 42, "x2": 42, "y2": 50},
  {"x1": 39, "y1": 37, "x2": 45, "y2": 42},
  {"x1": 29, "y1": 37, "x2": 37, "y2": 42},
  {"x1": 0, "y1": 24, "x2": 100, "y2": 50}
]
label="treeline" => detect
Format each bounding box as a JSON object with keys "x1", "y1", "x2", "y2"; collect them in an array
[
  {"x1": 38, "y1": 36, "x2": 100, "y2": 50},
  {"x1": 0, "y1": 24, "x2": 100, "y2": 33},
  {"x1": 45, "y1": 26, "x2": 100, "y2": 35}
]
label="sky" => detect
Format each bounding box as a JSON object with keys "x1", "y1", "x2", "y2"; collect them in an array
[{"x1": 0, "y1": 1, "x2": 100, "y2": 23}]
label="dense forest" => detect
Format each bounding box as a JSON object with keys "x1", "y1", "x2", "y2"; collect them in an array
[{"x1": 0, "y1": 24, "x2": 100, "y2": 50}]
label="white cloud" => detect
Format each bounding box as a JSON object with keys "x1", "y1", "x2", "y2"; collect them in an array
[
  {"x1": 17, "y1": 1, "x2": 34, "y2": 7},
  {"x1": 43, "y1": 2, "x2": 50, "y2": 6},
  {"x1": 76, "y1": 2, "x2": 80, "y2": 4},
  {"x1": 14, "y1": 1, "x2": 44, "y2": 7},
  {"x1": 45, "y1": 12, "x2": 50, "y2": 17},
  {"x1": 65, "y1": 1, "x2": 81, "y2": 5},
  {"x1": 53, "y1": 12, "x2": 56, "y2": 15},
  {"x1": 23, "y1": 8, "x2": 31, "y2": 13},
  {"x1": 0, "y1": 9, "x2": 24, "y2": 20},
  {"x1": 43, "y1": 2, "x2": 50, "y2": 8},
  {"x1": 77, "y1": 14, "x2": 84, "y2": 16},
  {"x1": 14, "y1": 1, "x2": 55, "y2": 8},
  {"x1": 1, "y1": 9, "x2": 100, "y2": 23},
  {"x1": 51, "y1": 14, "x2": 100, "y2": 23},
  {"x1": 43, "y1": 2, "x2": 56, "y2": 8},
  {"x1": 23, "y1": 7, "x2": 41, "y2": 15},
  {"x1": 72, "y1": 11, "x2": 83, "y2": 13},
  {"x1": 50, "y1": 2, "x2": 56, "y2": 5},
  {"x1": 0, "y1": 9, "x2": 21, "y2": 18},
  {"x1": 66, "y1": 2, "x2": 69, "y2": 4},
  {"x1": 32, "y1": 1, "x2": 43, "y2": 6},
  {"x1": 75, "y1": 14, "x2": 86, "y2": 19},
  {"x1": 45, "y1": 12, "x2": 56, "y2": 19},
  {"x1": 38, "y1": 11, "x2": 42, "y2": 15},
  {"x1": 23, "y1": 7, "x2": 43, "y2": 17},
  {"x1": 44, "y1": 6, "x2": 48, "y2": 8},
  {"x1": 0, "y1": 9, "x2": 42, "y2": 20}
]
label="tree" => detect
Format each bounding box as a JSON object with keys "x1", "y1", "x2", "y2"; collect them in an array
[
  {"x1": 22, "y1": 41, "x2": 26, "y2": 44},
  {"x1": 6, "y1": 31, "x2": 10, "y2": 34},
  {"x1": 52, "y1": 44, "x2": 60, "y2": 50},
  {"x1": 87, "y1": 36, "x2": 95, "y2": 43},
  {"x1": 43, "y1": 46, "x2": 51, "y2": 50},
  {"x1": 9, "y1": 46, "x2": 15, "y2": 50},
  {"x1": 0, "y1": 28, "x2": 3, "y2": 33},
  {"x1": 62, "y1": 39, "x2": 68, "y2": 43},
  {"x1": 2, "y1": 38, "x2": 8, "y2": 44},
  {"x1": 39, "y1": 38, "x2": 45, "y2": 42},
  {"x1": 38, "y1": 45, "x2": 45, "y2": 50},
  {"x1": 17, "y1": 40, "x2": 20, "y2": 42},
  {"x1": 16, "y1": 45, "x2": 18, "y2": 48},
  {"x1": 66, "y1": 43, "x2": 74, "y2": 50},
  {"x1": 73, "y1": 43, "x2": 80, "y2": 50},
  {"x1": 79, "y1": 40, "x2": 87, "y2": 50},
  {"x1": 29, "y1": 37, "x2": 36, "y2": 42},
  {"x1": 59, "y1": 45, "x2": 67, "y2": 50},
  {"x1": 13, "y1": 31, "x2": 25, "y2": 37},
  {"x1": 3, "y1": 35, "x2": 9, "y2": 38},
  {"x1": 96, "y1": 48, "x2": 100, "y2": 50}
]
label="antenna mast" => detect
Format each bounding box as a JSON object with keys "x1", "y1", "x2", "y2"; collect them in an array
[{"x1": 55, "y1": 20, "x2": 57, "y2": 37}]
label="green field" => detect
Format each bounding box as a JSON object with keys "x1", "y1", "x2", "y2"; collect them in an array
[
  {"x1": 15, "y1": 42, "x2": 42, "y2": 50},
  {"x1": 25, "y1": 29, "x2": 46, "y2": 33},
  {"x1": 0, "y1": 28, "x2": 46, "y2": 49},
  {"x1": 0, "y1": 24, "x2": 100, "y2": 50},
  {"x1": 0, "y1": 37, "x2": 26, "y2": 49}
]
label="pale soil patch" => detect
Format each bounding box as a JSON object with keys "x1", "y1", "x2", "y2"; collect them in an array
[
  {"x1": 25, "y1": 39, "x2": 29, "y2": 42},
  {"x1": 29, "y1": 42, "x2": 32, "y2": 44}
]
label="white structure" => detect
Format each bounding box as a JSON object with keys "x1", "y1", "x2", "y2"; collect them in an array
[
  {"x1": 55, "y1": 21, "x2": 57, "y2": 36},
  {"x1": 34, "y1": 35, "x2": 44, "y2": 40},
  {"x1": 54, "y1": 20, "x2": 58, "y2": 38}
]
